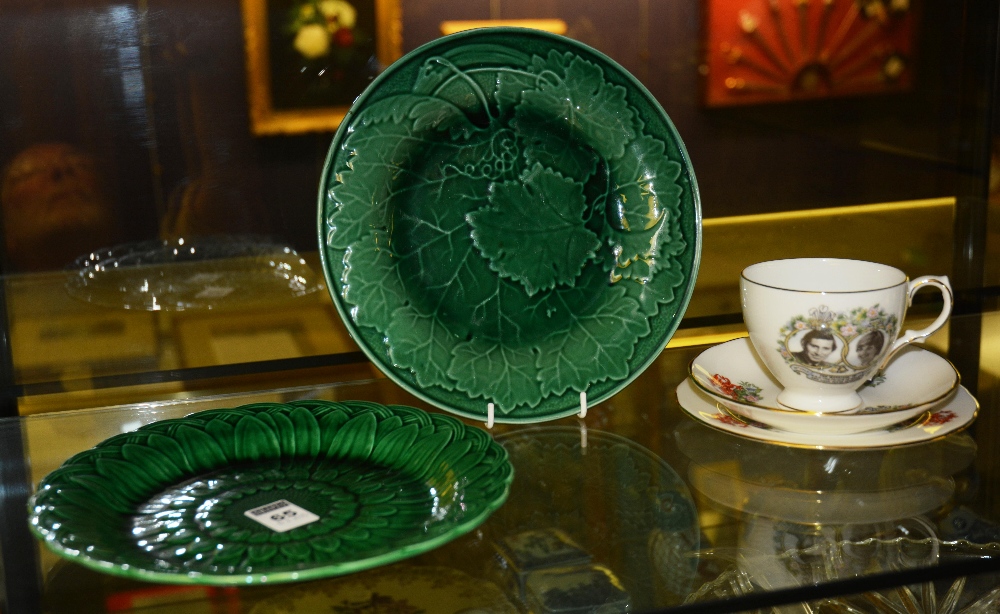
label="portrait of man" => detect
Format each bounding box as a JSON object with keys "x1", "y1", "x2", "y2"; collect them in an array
[
  {"x1": 854, "y1": 330, "x2": 885, "y2": 366},
  {"x1": 793, "y1": 329, "x2": 838, "y2": 367}
]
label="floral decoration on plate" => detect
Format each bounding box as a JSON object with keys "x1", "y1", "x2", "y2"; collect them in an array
[
  {"x1": 707, "y1": 374, "x2": 763, "y2": 404},
  {"x1": 676, "y1": 378, "x2": 977, "y2": 450},
  {"x1": 29, "y1": 401, "x2": 513, "y2": 585},
  {"x1": 319, "y1": 28, "x2": 701, "y2": 422}
]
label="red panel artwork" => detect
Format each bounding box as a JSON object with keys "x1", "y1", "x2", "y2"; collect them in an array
[{"x1": 702, "y1": 0, "x2": 916, "y2": 107}]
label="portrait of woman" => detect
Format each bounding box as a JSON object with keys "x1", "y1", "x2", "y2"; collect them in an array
[{"x1": 851, "y1": 330, "x2": 886, "y2": 368}]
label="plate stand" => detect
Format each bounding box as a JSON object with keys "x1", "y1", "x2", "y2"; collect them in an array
[{"x1": 485, "y1": 392, "x2": 589, "y2": 448}]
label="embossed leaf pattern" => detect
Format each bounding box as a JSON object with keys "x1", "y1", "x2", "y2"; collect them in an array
[
  {"x1": 29, "y1": 401, "x2": 513, "y2": 585},
  {"x1": 322, "y1": 32, "x2": 696, "y2": 420},
  {"x1": 468, "y1": 164, "x2": 600, "y2": 295},
  {"x1": 522, "y1": 127, "x2": 601, "y2": 180},
  {"x1": 448, "y1": 339, "x2": 542, "y2": 409},
  {"x1": 536, "y1": 287, "x2": 650, "y2": 396},
  {"x1": 384, "y1": 308, "x2": 456, "y2": 389},
  {"x1": 625, "y1": 260, "x2": 689, "y2": 317},
  {"x1": 517, "y1": 51, "x2": 636, "y2": 159},
  {"x1": 606, "y1": 135, "x2": 685, "y2": 282},
  {"x1": 360, "y1": 95, "x2": 477, "y2": 136}
]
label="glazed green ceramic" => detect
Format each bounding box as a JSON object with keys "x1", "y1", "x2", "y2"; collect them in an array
[
  {"x1": 28, "y1": 401, "x2": 513, "y2": 585},
  {"x1": 319, "y1": 28, "x2": 702, "y2": 423}
]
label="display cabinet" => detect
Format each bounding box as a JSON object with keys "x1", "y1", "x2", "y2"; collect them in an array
[{"x1": 0, "y1": 0, "x2": 998, "y2": 612}]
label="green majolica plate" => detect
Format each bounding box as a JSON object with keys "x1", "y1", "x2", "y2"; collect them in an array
[
  {"x1": 319, "y1": 28, "x2": 701, "y2": 423},
  {"x1": 28, "y1": 401, "x2": 513, "y2": 585}
]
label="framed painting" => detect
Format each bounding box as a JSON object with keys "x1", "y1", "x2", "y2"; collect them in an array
[
  {"x1": 701, "y1": 0, "x2": 916, "y2": 107},
  {"x1": 241, "y1": 0, "x2": 402, "y2": 135}
]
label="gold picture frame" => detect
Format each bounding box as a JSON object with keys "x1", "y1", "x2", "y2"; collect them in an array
[
  {"x1": 439, "y1": 19, "x2": 568, "y2": 35},
  {"x1": 241, "y1": 0, "x2": 402, "y2": 135}
]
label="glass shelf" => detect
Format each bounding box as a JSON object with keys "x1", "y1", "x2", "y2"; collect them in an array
[{"x1": 1, "y1": 308, "x2": 999, "y2": 612}]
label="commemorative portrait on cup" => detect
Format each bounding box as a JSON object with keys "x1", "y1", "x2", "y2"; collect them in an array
[{"x1": 741, "y1": 258, "x2": 952, "y2": 413}]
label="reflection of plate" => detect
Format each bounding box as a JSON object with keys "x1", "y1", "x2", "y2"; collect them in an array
[
  {"x1": 676, "y1": 378, "x2": 977, "y2": 449},
  {"x1": 674, "y1": 417, "x2": 976, "y2": 495},
  {"x1": 493, "y1": 427, "x2": 700, "y2": 609},
  {"x1": 66, "y1": 236, "x2": 323, "y2": 310},
  {"x1": 675, "y1": 414, "x2": 975, "y2": 524},
  {"x1": 692, "y1": 468, "x2": 953, "y2": 526},
  {"x1": 319, "y1": 28, "x2": 701, "y2": 423},
  {"x1": 689, "y1": 339, "x2": 959, "y2": 434},
  {"x1": 248, "y1": 565, "x2": 518, "y2": 613},
  {"x1": 29, "y1": 401, "x2": 513, "y2": 585},
  {"x1": 674, "y1": 414, "x2": 978, "y2": 488}
]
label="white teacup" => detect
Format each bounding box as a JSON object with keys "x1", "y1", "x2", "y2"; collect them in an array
[{"x1": 740, "y1": 258, "x2": 952, "y2": 413}]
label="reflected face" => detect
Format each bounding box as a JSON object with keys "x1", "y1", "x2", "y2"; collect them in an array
[
  {"x1": 804, "y1": 338, "x2": 835, "y2": 363},
  {"x1": 1, "y1": 143, "x2": 116, "y2": 270}
]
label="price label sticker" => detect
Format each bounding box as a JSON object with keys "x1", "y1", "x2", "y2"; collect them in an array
[{"x1": 244, "y1": 499, "x2": 320, "y2": 533}]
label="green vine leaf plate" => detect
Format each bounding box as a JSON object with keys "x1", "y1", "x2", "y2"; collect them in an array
[
  {"x1": 28, "y1": 401, "x2": 514, "y2": 585},
  {"x1": 319, "y1": 28, "x2": 702, "y2": 423}
]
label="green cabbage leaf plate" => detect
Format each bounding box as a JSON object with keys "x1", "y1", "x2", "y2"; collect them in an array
[{"x1": 29, "y1": 401, "x2": 513, "y2": 585}]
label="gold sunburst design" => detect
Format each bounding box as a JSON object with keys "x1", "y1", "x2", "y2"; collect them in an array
[{"x1": 702, "y1": 0, "x2": 915, "y2": 106}]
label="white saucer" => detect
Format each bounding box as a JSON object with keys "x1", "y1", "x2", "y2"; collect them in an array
[
  {"x1": 707, "y1": 394, "x2": 928, "y2": 435},
  {"x1": 676, "y1": 378, "x2": 977, "y2": 449},
  {"x1": 690, "y1": 338, "x2": 959, "y2": 429}
]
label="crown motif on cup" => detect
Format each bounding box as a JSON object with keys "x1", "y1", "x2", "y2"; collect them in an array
[{"x1": 807, "y1": 305, "x2": 836, "y2": 328}]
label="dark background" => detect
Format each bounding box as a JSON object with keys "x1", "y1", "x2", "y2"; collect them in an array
[{"x1": 0, "y1": 0, "x2": 983, "y2": 269}]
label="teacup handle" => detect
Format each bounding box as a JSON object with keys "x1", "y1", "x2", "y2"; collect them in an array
[{"x1": 881, "y1": 275, "x2": 953, "y2": 368}]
